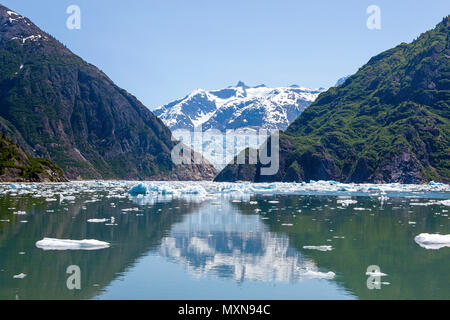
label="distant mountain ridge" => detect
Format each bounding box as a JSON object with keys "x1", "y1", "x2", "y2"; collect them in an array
[
  {"x1": 216, "y1": 17, "x2": 450, "y2": 184},
  {"x1": 154, "y1": 82, "x2": 324, "y2": 132},
  {"x1": 0, "y1": 5, "x2": 216, "y2": 180}
]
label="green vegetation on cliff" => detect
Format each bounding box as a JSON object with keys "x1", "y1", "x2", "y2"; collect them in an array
[
  {"x1": 0, "y1": 133, "x2": 66, "y2": 182},
  {"x1": 216, "y1": 16, "x2": 450, "y2": 184}
]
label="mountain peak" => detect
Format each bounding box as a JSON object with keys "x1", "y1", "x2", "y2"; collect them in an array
[
  {"x1": 0, "y1": 5, "x2": 216, "y2": 181},
  {"x1": 156, "y1": 83, "x2": 324, "y2": 132},
  {"x1": 0, "y1": 5, "x2": 49, "y2": 44},
  {"x1": 235, "y1": 81, "x2": 248, "y2": 88}
]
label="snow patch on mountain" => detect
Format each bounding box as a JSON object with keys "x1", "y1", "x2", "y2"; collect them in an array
[{"x1": 154, "y1": 82, "x2": 324, "y2": 132}]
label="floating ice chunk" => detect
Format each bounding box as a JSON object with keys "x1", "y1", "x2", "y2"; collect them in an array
[
  {"x1": 410, "y1": 202, "x2": 434, "y2": 206},
  {"x1": 61, "y1": 195, "x2": 76, "y2": 201},
  {"x1": 337, "y1": 199, "x2": 357, "y2": 206},
  {"x1": 128, "y1": 184, "x2": 147, "y2": 196},
  {"x1": 414, "y1": 233, "x2": 450, "y2": 250},
  {"x1": 35, "y1": 238, "x2": 110, "y2": 251},
  {"x1": 13, "y1": 273, "x2": 26, "y2": 279},
  {"x1": 303, "y1": 245, "x2": 333, "y2": 252},
  {"x1": 180, "y1": 185, "x2": 207, "y2": 196},
  {"x1": 303, "y1": 270, "x2": 335, "y2": 279},
  {"x1": 87, "y1": 219, "x2": 109, "y2": 223},
  {"x1": 13, "y1": 211, "x2": 26, "y2": 215}
]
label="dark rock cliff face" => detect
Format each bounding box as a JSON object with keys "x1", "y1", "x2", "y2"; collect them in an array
[
  {"x1": 216, "y1": 17, "x2": 450, "y2": 184},
  {"x1": 0, "y1": 133, "x2": 67, "y2": 182},
  {"x1": 0, "y1": 5, "x2": 216, "y2": 181}
]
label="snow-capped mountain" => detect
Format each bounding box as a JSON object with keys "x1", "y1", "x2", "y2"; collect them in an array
[{"x1": 154, "y1": 82, "x2": 324, "y2": 132}]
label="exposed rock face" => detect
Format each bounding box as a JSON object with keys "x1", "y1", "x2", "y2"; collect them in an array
[
  {"x1": 0, "y1": 133, "x2": 67, "y2": 182},
  {"x1": 216, "y1": 17, "x2": 450, "y2": 184},
  {"x1": 0, "y1": 5, "x2": 216, "y2": 181}
]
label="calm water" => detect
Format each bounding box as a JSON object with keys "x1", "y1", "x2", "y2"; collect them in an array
[{"x1": 0, "y1": 182, "x2": 449, "y2": 300}]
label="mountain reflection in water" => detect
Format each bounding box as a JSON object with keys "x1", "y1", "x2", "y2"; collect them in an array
[{"x1": 0, "y1": 182, "x2": 448, "y2": 300}]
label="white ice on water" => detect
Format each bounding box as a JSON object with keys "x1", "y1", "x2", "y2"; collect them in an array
[
  {"x1": 87, "y1": 218, "x2": 109, "y2": 223},
  {"x1": 1, "y1": 180, "x2": 449, "y2": 203},
  {"x1": 35, "y1": 238, "x2": 110, "y2": 251},
  {"x1": 303, "y1": 246, "x2": 334, "y2": 252},
  {"x1": 414, "y1": 233, "x2": 450, "y2": 250}
]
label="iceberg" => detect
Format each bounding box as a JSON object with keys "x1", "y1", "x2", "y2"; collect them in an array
[
  {"x1": 303, "y1": 270, "x2": 336, "y2": 279},
  {"x1": 128, "y1": 184, "x2": 147, "y2": 196},
  {"x1": 87, "y1": 218, "x2": 109, "y2": 223},
  {"x1": 337, "y1": 199, "x2": 357, "y2": 206},
  {"x1": 303, "y1": 245, "x2": 333, "y2": 252},
  {"x1": 414, "y1": 233, "x2": 450, "y2": 250},
  {"x1": 35, "y1": 238, "x2": 110, "y2": 251}
]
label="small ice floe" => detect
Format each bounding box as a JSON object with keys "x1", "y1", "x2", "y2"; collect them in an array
[
  {"x1": 354, "y1": 207, "x2": 371, "y2": 211},
  {"x1": 35, "y1": 238, "x2": 110, "y2": 251},
  {"x1": 337, "y1": 199, "x2": 357, "y2": 207},
  {"x1": 408, "y1": 221, "x2": 417, "y2": 225},
  {"x1": 281, "y1": 223, "x2": 294, "y2": 227},
  {"x1": 59, "y1": 194, "x2": 75, "y2": 202},
  {"x1": 87, "y1": 218, "x2": 109, "y2": 223},
  {"x1": 303, "y1": 245, "x2": 333, "y2": 252},
  {"x1": 303, "y1": 270, "x2": 335, "y2": 279},
  {"x1": 13, "y1": 211, "x2": 26, "y2": 215},
  {"x1": 13, "y1": 273, "x2": 27, "y2": 279},
  {"x1": 0, "y1": 219, "x2": 10, "y2": 223},
  {"x1": 122, "y1": 208, "x2": 139, "y2": 212},
  {"x1": 414, "y1": 233, "x2": 450, "y2": 250},
  {"x1": 268, "y1": 201, "x2": 280, "y2": 204}
]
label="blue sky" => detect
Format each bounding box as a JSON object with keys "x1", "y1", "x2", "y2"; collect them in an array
[{"x1": 3, "y1": 0, "x2": 449, "y2": 109}]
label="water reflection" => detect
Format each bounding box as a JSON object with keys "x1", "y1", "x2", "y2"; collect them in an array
[
  {"x1": 0, "y1": 187, "x2": 449, "y2": 300},
  {"x1": 235, "y1": 195, "x2": 450, "y2": 300},
  {"x1": 159, "y1": 201, "x2": 335, "y2": 283},
  {"x1": 0, "y1": 193, "x2": 202, "y2": 300}
]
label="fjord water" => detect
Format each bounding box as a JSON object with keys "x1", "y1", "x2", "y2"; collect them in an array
[{"x1": 0, "y1": 182, "x2": 449, "y2": 300}]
